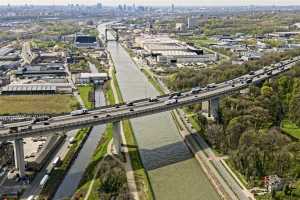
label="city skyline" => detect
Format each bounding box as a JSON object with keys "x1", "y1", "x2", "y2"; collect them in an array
[{"x1": 1, "y1": 0, "x2": 300, "y2": 6}]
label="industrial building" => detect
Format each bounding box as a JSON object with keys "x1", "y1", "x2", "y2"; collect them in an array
[
  {"x1": 74, "y1": 34, "x2": 99, "y2": 49},
  {"x1": 75, "y1": 72, "x2": 109, "y2": 84},
  {"x1": 135, "y1": 34, "x2": 217, "y2": 65},
  {"x1": 15, "y1": 63, "x2": 66, "y2": 78},
  {"x1": 1, "y1": 83, "x2": 73, "y2": 95}
]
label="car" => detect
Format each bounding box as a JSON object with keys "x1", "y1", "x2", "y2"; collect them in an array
[
  {"x1": 115, "y1": 105, "x2": 120, "y2": 108},
  {"x1": 127, "y1": 102, "x2": 134, "y2": 106},
  {"x1": 93, "y1": 115, "x2": 99, "y2": 118},
  {"x1": 149, "y1": 97, "x2": 159, "y2": 102},
  {"x1": 249, "y1": 71, "x2": 255, "y2": 75},
  {"x1": 207, "y1": 83, "x2": 217, "y2": 89},
  {"x1": 246, "y1": 79, "x2": 253, "y2": 84},
  {"x1": 130, "y1": 108, "x2": 134, "y2": 112},
  {"x1": 231, "y1": 84, "x2": 235, "y2": 87},
  {"x1": 267, "y1": 71, "x2": 273, "y2": 76},
  {"x1": 43, "y1": 122, "x2": 50, "y2": 126},
  {"x1": 106, "y1": 114, "x2": 111, "y2": 117}
]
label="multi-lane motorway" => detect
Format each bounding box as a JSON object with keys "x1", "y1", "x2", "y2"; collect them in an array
[{"x1": 0, "y1": 56, "x2": 299, "y2": 141}]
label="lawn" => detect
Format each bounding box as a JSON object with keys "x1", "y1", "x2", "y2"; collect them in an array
[
  {"x1": 0, "y1": 95, "x2": 79, "y2": 115},
  {"x1": 282, "y1": 120, "x2": 300, "y2": 139},
  {"x1": 78, "y1": 85, "x2": 94, "y2": 109}
]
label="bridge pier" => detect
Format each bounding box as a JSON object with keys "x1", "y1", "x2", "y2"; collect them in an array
[
  {"x1": 240, "y1": 88, "x2": 250, "y2": 94},
  {"x1": 13, "y1": 138, "x2": 25, "y2": 177},
  {"x1": 202, "y1": 98, "x2": 220, "y2": 120},
  {"x1": 105, "y1": 29, "x2": 108, "y2": 43},
  {"x1": 112, "y1": 121, "x2": 122, "y2": 155},
  {"x1": 115, "y1": 30, "x2": 119, "y2": 41}
]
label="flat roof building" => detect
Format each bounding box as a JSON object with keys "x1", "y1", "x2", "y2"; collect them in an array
[
  {"x1": 16, "y1": 63, "x2": 66, "y2": 78},
  {"x1": 75, "y1": 72, "x2": 109, "y2": 84},
  {"x1": 75, "y1": 34, "x2": 99, "y2": 49},
  {"x1": 1, "y1": 83, "x2": 73, "y2": 95},
  {"x1": 135, "y1": 34, "x2": 216, "y2": 65}
]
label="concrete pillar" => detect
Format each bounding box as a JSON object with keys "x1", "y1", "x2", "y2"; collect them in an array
[
  {"x1": 115, "y1": 30, "x2": 119, "y2": 41},
  {"x1": 202, "y1": 98, "x2": 220, "y2": 120},
  {"x1": 112, "y1": 121, "x2": 122, "y2": 155},
  {"x1": 13, "y1": 138, "x2": 25, "y2": 177},
  {"x1": 210, "y1": 98, "x2": 220, "y2": 120},
  {"x1": 240, "y1": 88, "x2": 250, "y2": 94},
  {"x1": 202, "y1": 100, "x2": 210, "y2": 115},
  {"x1": 105, "y1": 29, "x2": 108, "y2": 43}
]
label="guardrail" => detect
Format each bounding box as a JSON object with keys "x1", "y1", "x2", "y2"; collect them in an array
[{"x1": 0, "y1": 57, "x2": 299, "y2": 140}]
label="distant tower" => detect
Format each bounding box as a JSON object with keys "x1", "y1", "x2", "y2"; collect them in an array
[
  {"x1": 187, "y1": 16, "x2": 190, "y2": 29},
  {"x1": 171, "y1": 4, "x2": 174, "y2": 12},
  {"x1": 97, "y1": 2, "x2": 102, "y2": 9}
]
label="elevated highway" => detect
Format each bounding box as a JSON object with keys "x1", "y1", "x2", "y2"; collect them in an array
[
  {"x1": 1, "y1": 56, "x2": 299, "y2": 177},
  {"x1": 1, "y1": 56, "x2": 299, "y2": 141}
]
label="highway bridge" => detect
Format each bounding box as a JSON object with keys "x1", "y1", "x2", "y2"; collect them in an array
[{"x1": 1, "y1": 56, "x2": 300, "y2": 177}]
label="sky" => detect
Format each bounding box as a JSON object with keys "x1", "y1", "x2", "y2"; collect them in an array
[{"x1": 1, "y1": 0, "x2": 300, "y2": 6}]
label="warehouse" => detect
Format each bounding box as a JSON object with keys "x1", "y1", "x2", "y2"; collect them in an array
[
  {"x1": 1, "y1": 84, "x2": 57, "y2": 95},
  {"x1": 75, "y1": 72, "x2": 109, "y2": 84},
  {"x1": 15, "y1": 63, "x2": 66, "y2": 78},
  {"x1": 75, "y1": 34, "x2": 99, "y2": 49},
  {"x1": 135, "y1": 34, "x2": 217, "y2": 65}
]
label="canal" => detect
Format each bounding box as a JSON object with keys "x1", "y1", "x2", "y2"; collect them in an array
[
  {"x1": 98, "y1": 24, "x2": 220, "y2": 200},
  {"x1": 53, "y1": 86, "x2": 106, "y2": 198}
]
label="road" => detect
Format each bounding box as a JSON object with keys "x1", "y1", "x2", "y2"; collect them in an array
[
  {"x1": 1, "y1": 56, "x2": 299, "y2": 141},
  {"x1": 20, "y1": 130, "x2": 77, "y2": 200}
]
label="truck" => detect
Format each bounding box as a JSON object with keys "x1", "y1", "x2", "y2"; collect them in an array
[
  {"x1": 9, "y1": 125, "x2": 32, "y2": 133},
  {"x1": 169, "y1": 92, "x2": 182, "y2": 99},
  {"x1": 52, "y1": 156, "x2": 61, "y2": 167},
  {"x1": 69, "y1": 137, "x2": 76, "y2": 144},
  {"x1": 40, "y1": 174, "x2": 49, "y2": 187},
  {"x1": 190, "y1": 87, "x2": 202, "y2": 94},
  {"x1": 70, "y1": 109, "x2": 88, "y2": 116},
  {"x1": 165, "y1": 99, "x2": 178, "y2": 105}
]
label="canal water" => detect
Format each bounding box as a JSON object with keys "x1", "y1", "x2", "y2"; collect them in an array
[
  {"x1": 53, "y1": 89, "x2": 106, "y2": 198},
  {"x1": 99, "y1": 24, "x2": 220, "y2": 200}
]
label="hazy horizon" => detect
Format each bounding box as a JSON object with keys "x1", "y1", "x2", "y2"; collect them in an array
[{"x1": 1, "y1": 0, "x2": 300, "y2": 6}]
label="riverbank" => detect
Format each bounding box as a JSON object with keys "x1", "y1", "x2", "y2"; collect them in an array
[
  {"x1": 38, "y1": 127, "x2": 92, "y2": 200},
  {"x1": 108, "y1": 56, "x2": 154, "y2": 200},
  {"x1": 123, "y1": 43, "x2": 251, "y2": 199}
]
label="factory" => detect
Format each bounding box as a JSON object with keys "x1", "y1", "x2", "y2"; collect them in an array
[
  {"x1": 15, "y1": 63, "x2": 66, "y2": 78},
  {"x1": 74, "y1": 34, "x2": 99, "y2": 49},
  {"x1": 74, "y1": 72, "x2": 109, "y2": 84},
  {"x1": 135, "y1": 34, "x2": 218, "y2": 65}
]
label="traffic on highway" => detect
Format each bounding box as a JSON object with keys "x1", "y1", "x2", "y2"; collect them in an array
[{"x1": 0, "y1": 56, "x2": 299, "y2": 140}]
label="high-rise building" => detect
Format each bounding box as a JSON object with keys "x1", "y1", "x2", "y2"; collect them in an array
[
  {"x1": 171, "y1": 4, "x2": 174, "y2": 12},
  {"x1": 97, "y1": 2, "x2": 102, "y2": 9}
]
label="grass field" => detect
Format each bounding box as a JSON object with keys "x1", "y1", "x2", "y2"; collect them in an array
[
  {"x1": 78, "y1": 85, "x2": 94, "y2": 109},
  {"x1": 0, "y1": 95, "x2": 79, "y2": 114},
  {"x1": 282, "y1": 120, "x2": 300, "y2": 139}
]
